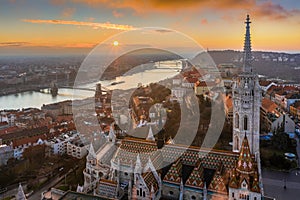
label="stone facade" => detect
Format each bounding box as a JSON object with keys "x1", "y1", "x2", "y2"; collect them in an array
[{"x1": 232, "y1": 15, "x2": 261, "y2": 157}]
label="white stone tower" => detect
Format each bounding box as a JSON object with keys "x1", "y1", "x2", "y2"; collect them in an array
[{"x1": 232, "y1": 15, "x2": 261, "y2": 157}]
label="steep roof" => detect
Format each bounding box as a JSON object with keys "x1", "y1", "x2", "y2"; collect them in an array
[
  {"x1": 142, "y1": 171, "x2": 159, "y2": 193},
  {"x1": 185, "y1": 160, "x2": 205, "y2": 189},
  {"x1": 229, "y1": 134, "x2": 261, "y2": 193},
  {"x1": 163, "y1": 158, "x2": 182, "y2": 185},
  {"x1": 236, "y1": 134, "x2": 255, "y2": 174},
  {"x1": 208, "y1": 171, "x2": 228, "y2": 194}
]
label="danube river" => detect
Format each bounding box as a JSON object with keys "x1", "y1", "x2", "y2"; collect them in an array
[{"x1": 0, "y1": 67, "x2": 180, "y2": 110}]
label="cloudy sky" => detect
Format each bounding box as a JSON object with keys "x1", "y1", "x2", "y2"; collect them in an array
[{"x1": 1, "y1": 0, "x2": 300, "y2": 55}]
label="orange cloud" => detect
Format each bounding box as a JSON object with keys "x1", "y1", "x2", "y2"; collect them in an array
[
  {"x1": 62, "y1": 7, "x2": 76, "y2": 17},
  {"x1": 0, "y1": 42, "x2": 30, "y2": 47},
  {"x1": 252, "y1": 1, "x2": 300, "y2": 20},
  {"x1": 113, "y1": 10, "x2": 124, "y2": 18},
  {"x1": 201, "y1": 18, "x2": 208, "y2": 25},
  {"x1": 68, "y1": 0, "x2": 300, "y2": 21},
  {"x1": 22, "y1": 19, "x2": 136, "y2": 30},
  {"x1": 69, "y1": 0, "x2": 254, "y2": 13}
]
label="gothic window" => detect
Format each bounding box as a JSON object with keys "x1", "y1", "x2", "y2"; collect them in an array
[
  {"x1": 232, "y1": 192, "x2": 234, "y2": 198},
  {"x1": 140, "y1": 188, "x2": 142, "y2": 196},
  {"x1": 235, "y1": 113, "x2": 239, "y2": 128},
  {"x1": 235, "y1": 136, "x2": 239, "y2": 151},
  {"x1": 244, "y1": 116, "x2": 248, "y2": 130},
  {"x1": 254, "y1": 197, "x2": 257, "y2": 200},
  {"x1": 137, "y1": 190, "x2": 139, "y2": 196},
  {"x1": 143, "y1": 191, "x2": 145, "y2": 197}
]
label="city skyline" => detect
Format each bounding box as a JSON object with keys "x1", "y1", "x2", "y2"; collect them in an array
[{"x1": 1, "y1": 0, "x2": 300, "y2": 55}]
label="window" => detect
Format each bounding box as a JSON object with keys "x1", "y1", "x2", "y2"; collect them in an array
[
  {"x1": 169, "y1": 191, "x2": 173, "y2": 195},
  {"x1": 235, "y1": 136, "x2": 239, "y2": 151},
  {"x1": 191, "y1": 196, "x2": 196, "y2": 200},
  {"x1": 254, "y1": 197, "x2": 257, "y2": 200},
  {"x1": 232, "y1": 192, "x2": 234, "y2": 198},
  {"x1": 143, "y1": 191, "x2": 145, "y2": 197},
  {"x1": 137, "y1": 190, "x2": 139, "y2": 196},
  {"x1": 244, "y1": 116, "x2": 248, "y2": 130},
  {"x1": 235, "y1": 113, "x2": 239, "y2": 128}
]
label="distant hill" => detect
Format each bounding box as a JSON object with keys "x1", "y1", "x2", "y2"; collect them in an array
[
  {"x1": 101, "y1": 49, "x2": 300, "y2": 83},
  {"x1": 204, "y1": 50, "x2": 300, "y2": 82},
  {"x1": 102, "y1": 48, "x2": 181, "y2": 80}
]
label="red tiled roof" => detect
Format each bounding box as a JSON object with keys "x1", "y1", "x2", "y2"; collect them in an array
[
  {"x1": 261, "y1": 98, "x2": 278, "y2": 113},
  {"x1": 13, "y1": 134, "x2": 46, "y2": 148},
  {"x1": 259, "y1": 80, "x2": 272, "y2": 87},
  {"x1": 0, "y1": 126, "x2": 22, "y2": 136}
]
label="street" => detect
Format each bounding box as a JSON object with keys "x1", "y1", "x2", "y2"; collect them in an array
[
  {"x1": 262, "y1": 136, "x2": 300, "y2": 200},
  {"x1": 262, "y1": 169, "x2": 300, "y2": 200}
]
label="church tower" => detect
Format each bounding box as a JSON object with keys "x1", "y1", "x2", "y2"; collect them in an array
[{"x1": 232, "y1": 15, "x2": 261, "y2": 157}]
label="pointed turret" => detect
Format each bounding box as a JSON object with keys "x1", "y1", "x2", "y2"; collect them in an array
[
  {"x1": 134, "y1": 154, "x2": 142, "y2": 174},
  {"x1": 108, "y1": 123, "x2": 116, "y2": 143},
  {"x1": 146, "y1": 126, "x2": 155, "y2": 141},
  {"x1": 150, "y1": 184, "x2": 155, "y2": 200},
  {"x1": 243, "y1": 14, "x2": 253, "y2": 73},
  {"x1": 179, "y1": 178, "x2": 184, "y2": 200},
  {"x1": 87, "y1": 143, "x2": 96, "y2": 160},
  {"x1": 145, "y1": 156, "x2": 155, "y2": 172},
  {"x1": 16, "y1": 183, "x2": 27, "y2": 200},
  {"x1": 236, "y1": 134, "x2": 255, "y2": 174}
]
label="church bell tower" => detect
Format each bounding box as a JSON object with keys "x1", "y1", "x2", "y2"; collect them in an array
[{"x1": 232, "y1": 15, "x2": 261, "y2": 157}]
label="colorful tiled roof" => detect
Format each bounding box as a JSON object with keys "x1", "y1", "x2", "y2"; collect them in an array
[
  {"x1": 112, "y1": 137, "x2": 160, "y2": 168},
  {"x1": 229, "y1": 135, "x2": 261, "y2": 193},
  {"x1": 185, "y1": 160, "x2": 205, "y2": 189},
  {"x1": 208, "y1": 171, "x2": 227, "y2": 194},
  {"x1": 163, "y1": 158, "x2": 182, "y2": 185},
  {"x1": 142, "y1": 171, "x2": 159, "y2": 193},
  {"x1": 236, "y1": 134, "x2": 254, "y2": 174}
]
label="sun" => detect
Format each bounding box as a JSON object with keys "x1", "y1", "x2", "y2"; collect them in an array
[{"x1": 113, "y1": 41, "x2": 119, "y2": 46}]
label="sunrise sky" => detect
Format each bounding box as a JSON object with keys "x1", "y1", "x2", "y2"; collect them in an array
[{"x1": 1, "y1": 0, "x2": 300, "y2": 55}]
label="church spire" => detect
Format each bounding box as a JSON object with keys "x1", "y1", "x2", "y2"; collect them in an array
[
  {"x1": 146, "y1": 126, "x2": 155, "y2": 141},
  {"x1": 87, "y1": 143, "x2": 96, "y2": 160},
  {"x1": 16, "y1": 183, "x2": 27, "y2": 200},
  {"x1": 243, "y1": 14, "x2": 253, "y2": 73}
]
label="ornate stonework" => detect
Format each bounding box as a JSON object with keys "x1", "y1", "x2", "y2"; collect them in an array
[{"x1": 232, "y1": 15, "x2": 261, "y2": 157}]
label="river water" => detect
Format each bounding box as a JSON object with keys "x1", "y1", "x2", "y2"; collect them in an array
[{"x1": 0, "y1": 67, "x2": 179, "y2": 110}]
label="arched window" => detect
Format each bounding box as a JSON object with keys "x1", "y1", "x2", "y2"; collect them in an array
[
  {"x1": 235, "y1": 136, "x2": 239, "y2": 151},
  {"x1": 244, "y1": 115, "x2": 248, "y2": 130},
  {"x1": 235, "y1": 113, "x2": 239, "y2": 128}
]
